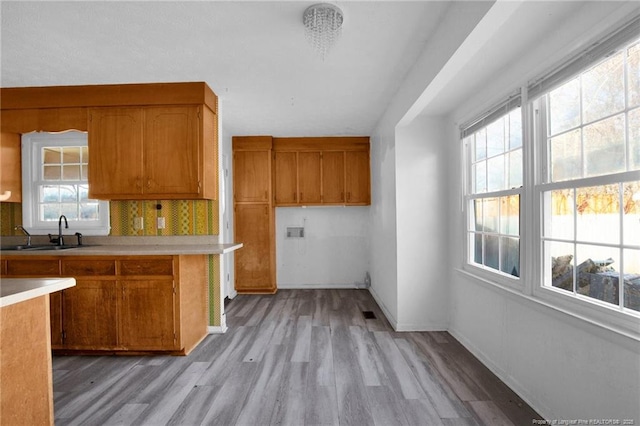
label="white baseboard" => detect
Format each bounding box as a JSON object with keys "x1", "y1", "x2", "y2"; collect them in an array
[
  {"x1": 277, "y1": 283, "x2": 368, "y2": 290},
  {"x1": 207, "y1": 325, "x2": 228, "y2": 334}
]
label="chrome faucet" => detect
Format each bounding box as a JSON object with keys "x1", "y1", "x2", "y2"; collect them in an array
[
  {"x1": 15, "y1": 225, "x2": 31, "y2": 246},
  {"x1": 49, "y1": 215, "x2": 68, "y2": 246}
]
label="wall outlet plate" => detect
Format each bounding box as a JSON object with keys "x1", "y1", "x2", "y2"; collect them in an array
[
  {"x1": 133, "y1": 217, "x2": 144, "y2": 230},
  {"x1": 286, "y1": 227, "x2": 304, "y2": 238},
  {"x1": 157, "y1": 217, "x2": 166, "y2": 229}
]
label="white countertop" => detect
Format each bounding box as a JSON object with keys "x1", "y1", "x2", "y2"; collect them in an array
[{"x1": 1, "y1": 277, "x2": 76, "y2": 308}]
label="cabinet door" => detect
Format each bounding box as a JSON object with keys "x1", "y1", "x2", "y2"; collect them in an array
[
  {"x1": 234, "y1": 204, "x2": 274, "y2": 292},
  {"x1": 298, "y1": 152, "x2": 321, "y2": 204},
  {"x1": 274, "y1": 151, "x2": 297, "y2": 205},
  {"x1": 119, "y1": 280, "x2": 176, "y2": 350},
  {"x1": 88, "y1": 108, "x2": 144, "y2": 197},
  {"x1": 0, "y1": 132, "x2": 21, "y2": 202},
  {"x1": 63, "y1": 280, "x2": 118, "y2": 349},
  {"x1": 345, "y1": 150, "x2": 370, "y2": 205},
  {"x1": 322, "y1": 151, "x2": 345, "y2": 204},
  {"x1": 144, "y1": 106, "x2": 200, "y2": 196},
  {"x1": 234, "y1": 150, "x2": 271, "y2": 202}
]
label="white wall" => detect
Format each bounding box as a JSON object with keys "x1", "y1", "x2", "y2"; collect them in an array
[
  {"x1": 276, "y1": 206, "x2": 370, "y2": 288},
  {"x1": 441, "y1": 1, "x2": 640, "y2": 421},
  {"x1": 369, "y1": 0, "x2": 640, "y2": 421},
  {"x1": 368, "y1": 0, "x2": 492, "y2": 330},
  {"x1": 395, "y1": 118, "x2": 450, "y2": 330}
]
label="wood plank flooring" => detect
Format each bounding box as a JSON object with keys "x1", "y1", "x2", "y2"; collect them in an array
[{"x1": 52, "y1": 289, "x2": 542, "y2": 425}]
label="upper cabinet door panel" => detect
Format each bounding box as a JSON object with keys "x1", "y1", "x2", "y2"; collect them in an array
[
  {"x1": 0, "y1": 132, "x2": 22, "y2": 202},
  {"x1": 298, "y1": 152, "x2": 321, "y2": 204},
  {"x1": 273, "y1": 151, "x2": 297, "y2": 205},
  {"x1": 321, "y1": 151, "x2": 345, "y2": 204},
  {"x1": 234, "y1": 150, "x2": 271, "y2": 202},
  {"x1": 345, "y1": 150, "x2": 370, "y2": 205},
  {"x1": 88, "y1": 108, "x2": 144, "y2": 197},
  {"x1": 144, "y1": 106, "x2": 200, "y2": 195}
]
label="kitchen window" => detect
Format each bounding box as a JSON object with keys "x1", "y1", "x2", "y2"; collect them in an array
[{"x1": 21, "y1": 131, "x2": 110, "y2": 235}]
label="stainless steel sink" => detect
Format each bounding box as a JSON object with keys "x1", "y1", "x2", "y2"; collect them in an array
[{"x1": 1, "y1": 244, "x2": 80, "y2": 251}]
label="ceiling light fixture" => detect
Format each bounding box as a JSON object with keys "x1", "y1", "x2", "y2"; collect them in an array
[{"x1": 303, "y1": 3, "x2": 344, "y2": 60}]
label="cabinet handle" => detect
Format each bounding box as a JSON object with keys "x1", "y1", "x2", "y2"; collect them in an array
[
  {"x1": 293, "y1": 192, "x2": 296, "y2": 201},
  {"x1": 264, "y1": 190, "x2": 268, "y2": 200},
  {"x1": 300, "y1": 192, "x2": 303, "y2": 201},
  {"x1": 135, "y1": 178, "x2": 142, "y2": 189},
  {"x1": 147, "y1": 179, "x2": 152, "y2": 189},
  {"x1": 347, "y1": 192, "x2": 351, "y2": 202}
]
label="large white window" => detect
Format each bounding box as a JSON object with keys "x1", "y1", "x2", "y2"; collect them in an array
[
  {"x1": 537, "y1": 37, "x2": 640, "y2": 314},
  {"x1": 461, "y1": 19, "x2": 640, "y2": 331},
  {"x1": 463, "y1": 103, "x2": 523, "y2": 280},
  {"x1": 22, "y1": 131, "x2": 110, "y2": 236}
]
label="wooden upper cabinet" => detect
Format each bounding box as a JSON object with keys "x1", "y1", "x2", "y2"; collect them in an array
[
  {"x1": 144, "y1": 107, "x2": 200, "y2": 195},
  {"x1": 298, "y1": 152, "x2": 321, "y2": 204},
  {"x1": 322, "y1": 151, "x2": 345, "y2": 204},
  {"x1": 234, "y1": 150, "x2": 271, "y2": 203},
  {"x1": 345, "y1": 150, "x2": 370, "y2": 205},
  {"x1": 274, "y1": 151, "x2": 298, "y2": 205},
  {"x1": 88, "y1": 108, "x2": 144, "y2": 197},
  {"x1": 88, "y1": 105, "x2": 212, "y2": 200},
  {"x1": 0, "y1": 132, "x2": 22, "y2": 202}
]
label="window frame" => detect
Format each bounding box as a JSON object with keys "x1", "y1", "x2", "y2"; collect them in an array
[{"x1": 21, "y1": 131, "x2": 110, "y2": 236}]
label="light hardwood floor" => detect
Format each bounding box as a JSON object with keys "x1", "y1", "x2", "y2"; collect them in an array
[{"x1": 52, "y1": 289, "x2": 541, "y2": 425}]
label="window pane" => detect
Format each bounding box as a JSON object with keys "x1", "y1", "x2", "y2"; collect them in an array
[
  {"x1": 509, "y1": 108, "x2": 522, "y2": 149},
  {"x1": 41, "y1": 204, "x2": 60, "y2": 221},
  {"x1": 576, "y1": 244, "x2": 620, "y2": 307},
  {"x1": 82, "y1": 146, "x2": 89, "y2": 163},
  {"x1": 60, "y1": 185, "x2": 77, "y2": 203},
  {"x1": 472, "y1": 199, "x2": 483, "y2": 232},
  {"x1": 473, "y1": 233, "x2": 483, "y2": 265},
  {"x1": 549, "y1": 77, "x2": 580, "y2": 135},
  {"x1": 576, "y1": 184, "x2": 620, "y2": 245},
  {"x1": 62, "y1": 165, "x2": 81, "y2": 180},
  {"x1": 548, "y1": 241, "x2": 575, "y2": 292},
  {"x1": 79, "y1": 185, "x2": 89, "y2": 202},
  {"x1": 484, "y1": 198, "x2": 499, "y2": 233},
  {"x1": 80, "y1": 203, "x2": 100, "y2": 220},
  {"x1": 475, "y1": 129, "x2": 486, "y2": 161},
  {"x1": 583, "y1": 114, "x2": 625, "y2": 177},
  {"x1": 81, "y1": 165, "x2": 89, "y2": 180},
  {"x1": 582, "y1": 52, "x2": 625, "y2": 123},
  {"x1": 62, "y1": 147, "x2": 81, "y2": 164},
  {"x1": 487, "y1": 156, "x2": 505, "y2": 192},
  {"x1": 630, "y1": 107, "x2": 640, "y2": 170},
  {"x1": 484, "y1": 235, "x2": 499, "y2": 270},
  {"x1": 474, "y1": 161, "x2": 486, "y2": 193},
  {"x1": 500, "y1": 195, "x2": 519, "y2": 235},
  {"x1": 623, "y1": 181, "x2": 640, "y2": 246},
  {"x1": 43, "y1": 165, "x2": 61, "y2": 180},
  {"x1": 41, "y1": 186, "x2": 59, "y2": 202},
  {"x1": 43, "y1": 147, "x2": 61, "y2": 164},
  {"x1": 627, "y1": 41, "x2": 640, "y2": 108},
  {"x1": 486, "y1": 118, "x2": 505, "y2": 157},
  {"x1": 550, "y1": 128, "x2": 581, "y2": 181},
  {"x1": 500, "y1": 236, "x2": 520, "y2": 277},
  {"x1": 623, "y1": 248, "x2": 640, "y2": 312},
  {"x1": 547, "y1": 189, "x2": 575, "y2": 240},
  {"x1": 61, "y1": 204, "x2": 78, "y2": 220},
  {"x1": 509, "y1": 149, "x2": 522, "y2": 188}
]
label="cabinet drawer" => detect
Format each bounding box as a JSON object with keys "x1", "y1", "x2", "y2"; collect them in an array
[
  {"x1": 120, "y1": 259, "x2": 173, "y2": 276},
  {"x1": 62, "y1": 260, "x2": 116, "y2": 276},
  {"x1": 7, "y1": 260, "x2": 60, "y2": 276}
]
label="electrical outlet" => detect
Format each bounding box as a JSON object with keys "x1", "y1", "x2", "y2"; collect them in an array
[
  {"x1": 157, "y1": 217, "x2": 166, "y2": 229},
  {"x1": 133, "y1": 217, "x2": 144, "y2": 230}
]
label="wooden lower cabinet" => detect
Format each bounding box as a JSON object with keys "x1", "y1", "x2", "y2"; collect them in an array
[
  {"x1": 1, "y1": 254, "x2": 207, "y2": 355},
  {"x1": 63, "y1": 280, "x2": 118, "y2": 350},
  {"x1": 119, "y1": 279, "x2": 176, "y2": 350}
]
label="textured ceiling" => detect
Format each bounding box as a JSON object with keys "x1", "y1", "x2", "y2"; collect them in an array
[{"x1": 1, "y1": 1, "x2": 450, "y2": 137}]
